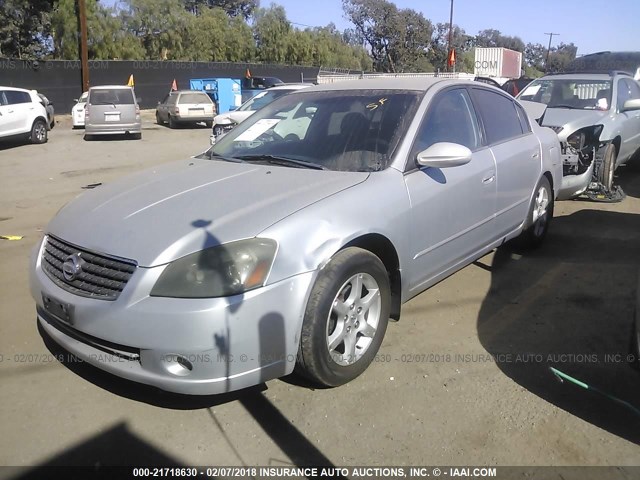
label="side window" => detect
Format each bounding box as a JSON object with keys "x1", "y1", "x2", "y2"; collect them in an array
[
  {"x1": 624, "y1": 79, "x2": 640, "y2": 99},
  {"x1": 472, "y1": 88, "x2": 524, "y2": 144},
  {"x1": 617, "y1": 79, "x2": 631, "y2": 111},
  {"x1": 410, "y1": 88, "x2": 481, "y2": 160},
  {"x1": 0, "y1": 91, "x2": 7, "y2": 106},
  {"x1": 5, "y1": 91, "x2": 30, "y2": 105}
]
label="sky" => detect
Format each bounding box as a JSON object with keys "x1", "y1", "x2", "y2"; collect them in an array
[
  {"x1": 271, "y1": 0, "x2": 640, "y2": 56},
  {"x1": 103, "y1": 0, "x2": 639, "y2": 56}
]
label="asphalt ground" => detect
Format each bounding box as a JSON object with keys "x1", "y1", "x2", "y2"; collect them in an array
[{"x1": 0, "y1": 113, "x2": 639, "y2": 476}]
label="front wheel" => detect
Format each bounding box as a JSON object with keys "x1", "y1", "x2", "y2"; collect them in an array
[
  {"x1": 296, "y1": 247, "x2": 390, "y2": 387},
  {"x1": 599, "y1": 143, "x2": 617, "y2": 191},
  {"x1": 30, "y1": 119, "x2": 48, "y2": 144},
  {"x1": 516, "y1": 176, "x2": 553, "y2": 249},
  {"x1": 205, "y1": 120, "x2": 213, "y2": 128},
  {"x1": 168, "y1": 115, "x2": 177, "y2": 129}
]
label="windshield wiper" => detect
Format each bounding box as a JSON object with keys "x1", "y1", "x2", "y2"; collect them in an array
[
  {"x1": 549, "y1": 104, "x2": 579, "y2": 109},
  {"x1": 235, "y1": 154, "x2": 327, "y2": 170}
]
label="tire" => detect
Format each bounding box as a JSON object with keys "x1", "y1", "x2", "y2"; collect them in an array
[
  {"x1": 130, "y1": 132, "x2": 142, "y2": 140},
  {"x1": 30, "y1": 119, "x2": 48, "y2": 144},
  {"x1": 516, "y1": 176, "x2": 553, "y2": 249},
  {"x1": 205, "y1": 120, "x2": 213, "y2": 128},
  {"x1": 599, "y1": 143, "x2": 617, "y2": 191},
  {"x1": 168, "y1": 115, "x2": 177, "y2": 129},
  {"x1": 156, "y1": 111, "x2": 162, "y2": 125},
  {"x1": 296, "y1": 247, "x2": 391, "y2": 387}
]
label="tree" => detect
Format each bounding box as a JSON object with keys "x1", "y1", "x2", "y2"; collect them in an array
[
  {"x1": 546, "y1": 42, "x2": 578, "y2": 73},
  {"x1": 183, "y1": 0, "x2": 258, "y2": 19},
  {"x1": 430, "y1": 22, "x2": 472, "y2": 72},
  {"x1": 253, "y1": 5, "x2": 291, "y2": 63},
  {"x1": 50, "y1": 0, "x2": 144, "y2": 60},
  {"x1": 122, "y1": 0, "x2": 190, "y2": 60},
  {"x1": 342, "y1": 0, "x2": 432, "y2": 72},
  {"x1": 475, "y1": 28, "x2": 525, "y2": 52},
  {"x1": 0, "y1": 0, "x2": 54, "y2": 58}
]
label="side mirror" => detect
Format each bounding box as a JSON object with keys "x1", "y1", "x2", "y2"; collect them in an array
[
  {"x1": 73, "y1": 98, "x2": 78, "y2": 103},
  {"x1": 228, "y1": 106, "x2": 238, "y2": 111},
  {"x1": 136, "y1": 97, "x2": 142, "y2": 104},
  {"x1": 157, "y1": 101, "x2": 161, "y2": 105},
  {"x1": 416, "y1": 142, "x2": 472, "y2": 168},
  {"x1": 621, "y1": 98, "x2": 640, "y2": 112}
]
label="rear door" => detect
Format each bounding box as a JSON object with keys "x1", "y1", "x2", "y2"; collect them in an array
[
  {"x1": 2, "y1": 90, "x2": 33, "y2": 134},
  {"x1": 177, "y1": 92, "x2": 214, "y2": 119},
  {"x1": 470, "y1": 87, "x2": 541, "y2": 237},
  {"x1": 88, "y1": 88, "x2": 136, "y2": 126},
  {"x1": 404, "y1": 87, "x2": 497, "y2": 293}
]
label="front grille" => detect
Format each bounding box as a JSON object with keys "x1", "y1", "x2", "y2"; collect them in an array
[{"x1": 42, "y1": 235, "x2": 137, "y2": 300}]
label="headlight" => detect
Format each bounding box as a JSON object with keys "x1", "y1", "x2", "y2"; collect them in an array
[
  {"x1": 566, "y1": 125, "x2": 603, "y2": 151},
  {"x1": 151, "y1": 238, "x2": 277, "y2": 298}
]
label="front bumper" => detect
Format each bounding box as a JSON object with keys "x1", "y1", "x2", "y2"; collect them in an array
[
  {"x1": 30, "y1": 238, "x2": 316, "y2": 395},
  {"x1": 557, "y1": 159, "x2": 595, "y2": 200},
  {"x1": 72, "y1": 111, "x2": 85, "y2": 127}
]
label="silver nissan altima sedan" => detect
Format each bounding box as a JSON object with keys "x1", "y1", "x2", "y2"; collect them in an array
[{"x1": 30, "y1": 78, "x2": 562, "y2": 395}]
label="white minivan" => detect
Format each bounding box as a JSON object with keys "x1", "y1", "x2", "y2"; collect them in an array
[{"x1": 0, "y1": 86, "x2": 49, "y2": 144}]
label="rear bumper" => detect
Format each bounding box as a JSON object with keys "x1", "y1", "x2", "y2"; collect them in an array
[
  {"x1": 175, "y1": 115, "x2": 213, "y2": 123},
  {"x1": 86, "y1": 122, "x2": 141, "y2": 135}
]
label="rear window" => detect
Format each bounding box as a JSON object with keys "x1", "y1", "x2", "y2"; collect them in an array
[
  {"x1": 4, "y1": 90, "x2": 31, "y2": 105},
  {"x1": 178, "y1": 93, "x2": 211, "y2": 104},
  {"x1": 89, "y1": 88, "x2": 135, "y2": 105}
]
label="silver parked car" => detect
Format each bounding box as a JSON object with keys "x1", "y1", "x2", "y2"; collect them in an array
[
  {"x1": 517, "y1": 72, "x2": 640, "y2": 198},
  {"x1": 210, "y1": 84, "x2": 311, "y2": 144},
  {"x1": 155, "y1": 90, "x2": 216, "y2": 128},
  {"x1": 30, "y1": 79, "x2": 562, "y2": 395},
  {"x1": 85, "y1": 85, "x2": 141, "y2": 140}
]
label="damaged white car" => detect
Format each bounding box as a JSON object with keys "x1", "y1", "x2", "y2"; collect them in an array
[{"x1": 518, "y1": 72, "x2": 640, "y2": 200}]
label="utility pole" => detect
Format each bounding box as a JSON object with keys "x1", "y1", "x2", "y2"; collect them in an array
[
  {"x1": 78, "y1": 0, "x2": 90, "y2": 92},
  {"x1": 447, "y1": 0, "x2": 454, "y2": 72},
  {"x1": 544, "y1": 32, "x2": 559, "y2": 71}
]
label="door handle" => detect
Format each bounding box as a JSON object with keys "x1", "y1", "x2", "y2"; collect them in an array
[
  {"x1": 531, "y1": 151, "x2": 539, "y2": 158},
  {"x1": 482, "y1": 174, "x2": 495, "y2": 184}
]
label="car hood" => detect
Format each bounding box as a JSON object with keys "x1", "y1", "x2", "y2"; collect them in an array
[
  {"x1": 540, "y1": 108, "x2": 609, "y2": 140},
  {"x1": 47, "y1": 158, "x2": 368, "y2": 267},
  {"x1": 213, "y1": 110, "x2": 254, "y2": 126}
]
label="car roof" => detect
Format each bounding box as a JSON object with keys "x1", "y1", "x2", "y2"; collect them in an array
[
  {"x1": 538, "y1": 73, "x2": 615, "y2": 81},
  {"x1": 301, "y1": 77, "x2": 457, "y2": 93},
  {"x1": 266, "y1": 84, "x2": 313, "y2": 91},
  {"x1": 0, "y1": 86, "x2": 32, "y2": 93},
  {"x1": 171, "y1": 90, "x2": 210, "y2": 94},
  {"x1": 89, "y1": 85, "x2": 134, "y2": 90}
]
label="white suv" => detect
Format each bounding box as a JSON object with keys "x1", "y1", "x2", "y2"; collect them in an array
[{"x1": 0, "y1": 86, "x2": 49, "y2": 144}]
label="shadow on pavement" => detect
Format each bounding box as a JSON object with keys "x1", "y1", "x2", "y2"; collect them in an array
[{"x1": 477, "y1": 207, "x2": 640, "y2": 444}]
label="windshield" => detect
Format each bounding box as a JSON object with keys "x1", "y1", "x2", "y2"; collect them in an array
[
  {"x1": 201, "y1": 89, "x2": 422, "y2": 172},
  {"x1": 519, "y1": 78, "x2": 613, "y2": 110},
  {"x1": 237, "y1": 89, "x2": 296, "y2": 112}
]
